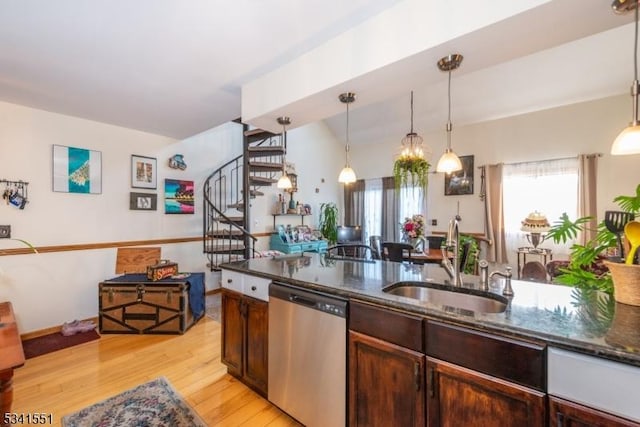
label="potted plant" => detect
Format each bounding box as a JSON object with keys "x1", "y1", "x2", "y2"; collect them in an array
[
  {"x1": 393, "y1": 157, "x2": 430, "y2": 191},
  {"x1": 319, "y1": 202, "x2": 339, "y2": 245},
  {"x1": 546, "y1": 184, "x2": 640, "y2": 300}
]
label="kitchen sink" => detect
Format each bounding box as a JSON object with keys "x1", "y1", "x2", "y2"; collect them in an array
[{"x1": 383, "y1": 281, "x2": 508, "y2": 314}]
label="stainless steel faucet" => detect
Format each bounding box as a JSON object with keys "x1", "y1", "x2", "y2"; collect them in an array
[
  {"x1": 478, "y1": 259, "x2": 489, "y2": 291},
  {"x1": 490, "y1": 266, "x2": 513, "y2": 296},
  {"x1": 440, "y1": 215, "x2": 462, "y2": 286}
]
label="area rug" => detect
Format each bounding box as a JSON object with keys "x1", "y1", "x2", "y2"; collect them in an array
[
  {"x1": 62, "y1": 377, "x2": 206, "y2": 427},
  {"x1": 22, "y1": 329, "x2": 100, "y2": 359}
]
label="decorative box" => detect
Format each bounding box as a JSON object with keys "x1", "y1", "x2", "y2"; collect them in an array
[{"x1": 146, "y1": 260, "x2": 178, "y2": 281}]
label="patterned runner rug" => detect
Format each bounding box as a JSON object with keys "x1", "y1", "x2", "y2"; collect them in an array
[{"x1": 62, "y1": 377, "x2": 206, "y2": 427}]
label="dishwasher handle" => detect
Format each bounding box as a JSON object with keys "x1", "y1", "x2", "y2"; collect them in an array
[{"x1": 289, "y1": 294, "x2": 317, "y2": 307}]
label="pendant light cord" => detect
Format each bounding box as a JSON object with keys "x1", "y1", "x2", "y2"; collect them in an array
[
  {"x1": 282, "y1": 122, "x2": 287, "y2": 174},
  {"x1": 345, "y1": 101, "x2": 350, "y2": 166},
  {"x1": 410, "y1": 91, "x2": 414, "y2": 134},
  {"x1": 633, "y1": 3, "x2": 639, "y2": 125},
  {"x1": 446, "y1": 70, "x2": 453, "y2": 149}
]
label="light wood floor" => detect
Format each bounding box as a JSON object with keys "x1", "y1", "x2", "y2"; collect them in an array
[{"x1": 12, "y1": 314, "x2": 301, "y2": 426}]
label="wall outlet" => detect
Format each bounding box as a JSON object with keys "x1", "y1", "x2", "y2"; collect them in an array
[
  {"x1": 0, "y1": 225, "x2": 10, "y2": 239},
  {"x1": 431, "y1": 219, "x2": 438, "y2": 226}
]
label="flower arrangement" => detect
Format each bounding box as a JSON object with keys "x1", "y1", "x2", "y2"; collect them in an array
[{"x1": 402, "y1": 214, "x2": 425, "y2": 239}]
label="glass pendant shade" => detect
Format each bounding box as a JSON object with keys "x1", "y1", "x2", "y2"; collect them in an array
[
  {"x1": 338, "y1": 166, "x2": 356, "y2": 184},
  {"x1": 277, "y1": 173, "x2": 292, "y2": 189},
  {"x1": 612, "y1": 124, "x2": 640, "y2": 155},
  {"x1": 436, "y1": 148, "x2": 463, "y2": 173}
]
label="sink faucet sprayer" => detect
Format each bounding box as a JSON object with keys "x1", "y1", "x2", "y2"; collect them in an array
[
  {"x1": 441, "y1": 214, "x2": 462, "y2": 287},
  {"x1": 490, "y1": 266, "x2": 514, "y2": 296}
]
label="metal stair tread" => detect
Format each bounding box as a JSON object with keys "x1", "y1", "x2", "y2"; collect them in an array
[
  {"x1": 247, "y1": 146, "x2": 285, "y2": 157},
  {"x1": 207, "y1": 229, "x2": 244, "y2": 238},
  {"x1": 249, "y1": 176, "x2": 278, "y2": 184},
  {"x1": 249, "y1": 161, "x2": 284, "y2": 171},
  {"x1": 213, "y1": 216, "x2": 245, "y2": 223},
  {"x1": 244, "y1": 129, "x2": 277, "y2": 143}
]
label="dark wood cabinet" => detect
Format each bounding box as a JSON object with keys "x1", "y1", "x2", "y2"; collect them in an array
[
  {"x1": 427, "y1": 357, "x2": 545, "y2": 427},
  {"x1": 349, "y1": 331, "x2": 425, "y2": 427},
  {"x1": 221, "y1": 289, "x2": 268, "y2": 396},
  {"x1": 549, "y1": 396, "x2": 640, "y2": 427},
  {"x1": 348, "y1": 300, "x2": 425, "y2": 427}
]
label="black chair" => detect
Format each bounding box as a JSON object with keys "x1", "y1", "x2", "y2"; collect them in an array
[
  {"x1": 369, "y1": 236, "x2": 382, "y2": 260},
  {"x1": 327, "y1": 244, "x2": 375, "y2": 260},
  {"x1": 426, "y1": 235, "x2": 446, "y2": 250},
  {"x1": 381, "y1": 242, "x2": 414, "y2": 263}
]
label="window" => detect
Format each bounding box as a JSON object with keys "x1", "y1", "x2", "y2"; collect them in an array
[
  {"x1": 503, "y1": 158, "x2": 578, "y2": 257},
  {"x1": 361, "y1": 178, "x2": 425, "y2": 242}
]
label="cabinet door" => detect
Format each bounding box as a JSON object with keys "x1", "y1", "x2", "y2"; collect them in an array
[
  {"x1": 221, "y1": 290, "x2": 243, "y2": 377},
  {"x1": 549, "y1": 396, "x2": 640, "y2": 427},
  {"x1": 243, "y1": 297, "x2": 268, "y2": 396},
  {"x1": 349, "y1": 330, "x2": 425, "y2": 427},
  {"x1": 427, "y1": 357, "x2": 545, "y2": 427}
]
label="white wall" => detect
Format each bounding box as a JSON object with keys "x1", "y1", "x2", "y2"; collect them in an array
[
  {"x1": 0, "y1": 101, "x2": 344, "y2": 333},
  {"x1": 350, "y1": 94, "x2": 640, "y2": 234}
]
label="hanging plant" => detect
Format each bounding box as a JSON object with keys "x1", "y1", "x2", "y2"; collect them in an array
[{"x1": 393, "y1": 157, "x2": 430, "y2": 191}]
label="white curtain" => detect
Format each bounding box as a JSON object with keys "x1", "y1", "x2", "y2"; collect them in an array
[
  {"x1": 503, "y1": 157, "x2": 579, "y2": 260},
  {"x1": 363, "y1": 178, "x2": 382, "y2": 241}
]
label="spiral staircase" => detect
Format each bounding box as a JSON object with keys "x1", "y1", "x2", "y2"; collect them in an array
[{"x1": 203, "y1": 124, "x2": 284, "y2": 271}]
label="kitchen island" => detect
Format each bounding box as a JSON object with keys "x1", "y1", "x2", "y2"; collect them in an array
[{"x1": 221, "y1": 253, "x2": 640, "y2": 426}]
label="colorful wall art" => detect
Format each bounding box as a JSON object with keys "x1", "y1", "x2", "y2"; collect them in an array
[
  {"x1": 52, "y1": 145, "x2": 102, "y2": 194},
  {"x1": 164, "y1": 179, "x2": 194, "y2": 214}
]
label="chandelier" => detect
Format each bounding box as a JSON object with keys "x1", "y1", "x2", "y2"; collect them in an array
[{"x1": 393, "y1": 91, "x2": 430, "y2": 190}]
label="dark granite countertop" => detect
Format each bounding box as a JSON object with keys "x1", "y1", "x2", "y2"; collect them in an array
[{"x1": 221, "y1": 253, "x2": 640, "y2": 367}]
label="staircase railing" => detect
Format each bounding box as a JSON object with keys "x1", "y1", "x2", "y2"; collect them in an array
[{"x1": 202, "y1": 124, "x2": 282, "y2": 270}]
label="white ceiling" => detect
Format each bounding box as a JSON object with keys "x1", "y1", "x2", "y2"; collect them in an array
[{"x1": 0, "y1": 0, "x2": 637, "y2": 144}]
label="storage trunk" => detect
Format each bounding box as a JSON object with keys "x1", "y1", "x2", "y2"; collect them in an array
[{"x1": 99, "y1": 275, "x2": 202, "y2": 334}]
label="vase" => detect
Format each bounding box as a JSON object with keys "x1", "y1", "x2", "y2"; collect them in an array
[
  {"x1": 604, "y1": 261, "x2": 640, "y2": 306},
  {"x1": 409, "y1": 237, "x2": 425, "y2": 252}
]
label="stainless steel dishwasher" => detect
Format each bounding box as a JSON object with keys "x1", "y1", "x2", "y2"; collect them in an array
[{"x1": 268, "y1": 281, "x2": 347, "y2": 427}]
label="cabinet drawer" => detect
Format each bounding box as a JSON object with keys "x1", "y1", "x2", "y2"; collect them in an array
[
  {"x1": 243, "y1": 275, "x2": 270, "y2": 302},
  {"x1": 301, "y1": 243, "x2": 318, "y2": 252},
  {"x1": 426, "y1": 320, "x2": 545, "y2": 391},
  {"x1": 349, "y1": 300, "x2": 423, "y2": 352},
  {"x1": 221, "y1": 269, "x2": 244, "y2": 293}
]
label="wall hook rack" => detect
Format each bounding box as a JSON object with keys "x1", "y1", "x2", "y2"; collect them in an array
[{"x1": 1, "y1": 179, "x2": 30, "y2": 209}]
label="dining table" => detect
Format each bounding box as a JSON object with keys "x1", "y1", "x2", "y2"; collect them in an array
[{"x1": 405, "y1": 247, "x2": 451, "y2": 264}]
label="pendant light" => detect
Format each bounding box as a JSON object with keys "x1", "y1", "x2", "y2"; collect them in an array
[
  {"x1": 276, "y1": 116, "x2": 292, "y2": 189},
  {"x1": 338, "y1": 92, "x2": 357, "y2": 184},
  {"x1": 436, "y1": 54, "x2": 463, "y2": 173},
  {"x1": 393, "y1": 91, "x2": 430, "y2": 190},
  {"x1": 611, "y1": 0, "x2": 640, "y2": 155}
]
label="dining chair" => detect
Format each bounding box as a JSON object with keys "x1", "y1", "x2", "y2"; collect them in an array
[
  {"x1": 381, "y1": 242, "x2": 414, "y2": 263},
  {"x1": 426, "y1": 235, "x2": 446, "y2": 251},
  {"x1": 369, "y1": 236, "x2": 382, "y2": 260},
  {"x1": 327, "y1": 244, "x2": 375, "y2": 260},
  {"x1": 521, "y1": 261, "x2": 548, "y2": 283}
]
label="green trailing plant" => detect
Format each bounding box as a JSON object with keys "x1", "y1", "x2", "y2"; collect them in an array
[
  {"x1": 546, "y1": 184, "x2": 640, "y2": 294},
  {"x1": 393, "y1": 158, "x2": 430, "y2": 191},
  {"x1": 459, "y1": 234, "x2": 479, "y2": 274},
  {"x1": 319, "y1": 202, "x2": 339, "y2": 245}
]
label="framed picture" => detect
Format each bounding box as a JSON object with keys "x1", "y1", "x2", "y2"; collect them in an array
[
  {"x1": 444, "y1": 155, "x2": 474, "y2": 196},
  {"x1": 131, "y1": 155, "x2": 157, "y2": 189},
  {"x1": 52, "y1": 144, "x2": 102, "y2": 194},
  {"x1": 129, "y1": 192, "x2": 157, "y2": 211},
  {"x1": 164, "y1": 179, "x2": 194, "y2": 214}
]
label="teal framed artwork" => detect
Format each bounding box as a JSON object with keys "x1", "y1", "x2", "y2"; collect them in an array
[{"x1": 52, "y1": 144, "x2": 102, "y2": 194}]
